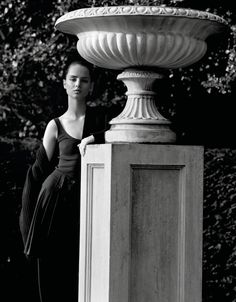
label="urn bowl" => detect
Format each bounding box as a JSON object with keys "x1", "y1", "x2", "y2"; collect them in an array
[{"x1": 55, "y1": 6, "x2": 227, "y2": 70}]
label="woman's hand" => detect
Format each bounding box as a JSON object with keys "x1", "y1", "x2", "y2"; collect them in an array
[{"x1": 78, "y1": 135, "x2": 95, "y2": 156}]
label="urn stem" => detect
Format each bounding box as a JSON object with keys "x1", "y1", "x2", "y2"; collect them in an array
[{"x1": 105, "y1": 69, "x2": 176, "y2": 143}]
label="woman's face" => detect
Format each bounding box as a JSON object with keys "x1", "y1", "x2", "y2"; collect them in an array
[{"x1": 63, "y1": 63, "x2": 91, "y2": 100}]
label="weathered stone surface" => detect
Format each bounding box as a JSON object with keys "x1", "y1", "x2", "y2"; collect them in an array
[{"x1": 79, "y1": 144, "x2": 203, "y2": 302}]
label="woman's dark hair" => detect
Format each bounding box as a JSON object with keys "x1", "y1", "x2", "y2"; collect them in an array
[{"x1": 63, "y1": 57, "x2": 94, "y2": 80}]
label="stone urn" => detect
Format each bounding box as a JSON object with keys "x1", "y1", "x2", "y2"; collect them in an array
[{"x1": 55, "y1": 6, "x2": 227, "y2": 143}]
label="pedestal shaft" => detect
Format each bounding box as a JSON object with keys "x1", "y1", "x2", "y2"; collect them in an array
[{"x1": 79, "y1": 144, "x2": 203, "y2": 302}]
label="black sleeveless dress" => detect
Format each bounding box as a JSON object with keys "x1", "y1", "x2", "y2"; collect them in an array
[
  {"x1": 24, "y1": 118, "x2": 82, "y2": 258},
  {"x1": 24, "y1": 106, "x2": 106, "y2": 258}
]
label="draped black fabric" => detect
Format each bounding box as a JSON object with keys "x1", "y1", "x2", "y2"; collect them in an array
[{"x1": 19, "y1": 144, "x2": 56, "y2": 247}]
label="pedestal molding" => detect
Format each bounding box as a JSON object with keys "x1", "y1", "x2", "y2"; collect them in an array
[
  {"x1": 130, "y1": 164, "x2": 187, "y2": 302},
  {"x1": 81, "y1": 163, "x2": 108, "y2": 302},
  {"x1": 178, "y1": 165, "x2": 187, "y2": 302}
]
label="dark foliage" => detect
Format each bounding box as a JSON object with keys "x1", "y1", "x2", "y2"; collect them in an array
[
  {"x1": 203, "y1": 148, "x2": 236, "y2": 301},
  {"x1": 0, "y1": 0, "x2": 236, "y2": 301}
]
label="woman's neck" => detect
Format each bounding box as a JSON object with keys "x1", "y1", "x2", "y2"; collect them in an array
[{"x1": 66, "y1": 97, "x2": 86, "y2": 119}]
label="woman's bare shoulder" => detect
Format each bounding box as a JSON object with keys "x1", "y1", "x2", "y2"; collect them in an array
[
  {"x1": 43, "y1": 119, "x2": 58, "y2": 160},
  {"x1": 44, "y1": 118, "x2": 58, "y2": 139}
]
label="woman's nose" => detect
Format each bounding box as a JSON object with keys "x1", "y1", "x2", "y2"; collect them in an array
[{"x1": 75, "y1": 79, "x2": 80, "y2": 87}]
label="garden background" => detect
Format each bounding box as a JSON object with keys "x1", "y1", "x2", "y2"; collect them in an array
[{"x1": 0, "y1": 0, "x2": 236, "y2": 301}]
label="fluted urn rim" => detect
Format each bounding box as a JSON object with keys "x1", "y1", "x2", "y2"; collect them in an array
[{"x1": 55, "y1": 5, "x2": 228, "y2": 29}]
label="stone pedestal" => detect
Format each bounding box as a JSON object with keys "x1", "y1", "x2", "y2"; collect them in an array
[{"x1": 79, "y1": 144, "x2": 203, "y2": 302}]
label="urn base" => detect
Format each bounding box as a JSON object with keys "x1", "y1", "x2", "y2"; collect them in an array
[{"x1": 105, "y1": 123, "x2": 176, "y2": 143}]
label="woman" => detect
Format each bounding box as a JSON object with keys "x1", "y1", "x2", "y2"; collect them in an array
[{"x1": 19, "y1": 59, "x2": 106, "y2": 302}]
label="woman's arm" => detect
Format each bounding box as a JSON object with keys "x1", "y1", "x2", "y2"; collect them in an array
[
  {"x1": 42, "y1": 119, "x2": 58, "y2": 161},
  {"x1": 78, "y1": 135, "x2": 95, "y2": 157},
  {"x1": 78, "y1": 106, "x2": 109, "y2": 156}
]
